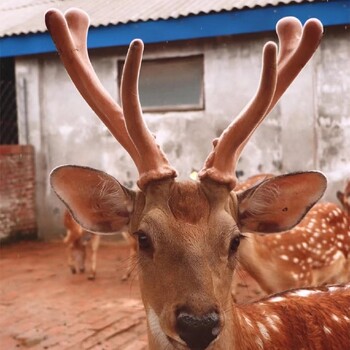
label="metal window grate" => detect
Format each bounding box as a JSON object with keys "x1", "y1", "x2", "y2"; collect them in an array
[{"x1": 0, "y1": 58, "x2": 18, "y2": 145}]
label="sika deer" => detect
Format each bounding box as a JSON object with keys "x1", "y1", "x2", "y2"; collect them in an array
[
  {"x1": 63, "y1": 210, "x2": 100, "y2": 280},
  {"x1": 337, "y1": 179, "x2": 350, "y2": 215},
  {"x1": 233, "y1": 175, "x2": 350, "y2": 298},
  {"x1": 64, "y1": 210, "x2": 136, "y2": 281},
  {"x1": 120, "y1": 231, "x2": 137, "y2": 281},
  {"x1": 46, "y1": 9, "x2": 350, "y2": 350}
]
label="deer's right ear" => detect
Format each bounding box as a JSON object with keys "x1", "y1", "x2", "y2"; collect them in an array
[
  {"x1": 50, "y1": 165, "x2": 135, "y2": 234},
  {"x1": 336, "y1": 190, "x2": 344, "y2": 206},
  {"x1": 236, "y1": 172, "x2": 327, "y2": 233}
]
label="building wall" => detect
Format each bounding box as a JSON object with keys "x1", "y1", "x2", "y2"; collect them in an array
[
  {"x1": 0, "y1": 145, "x2": 37, "y2": 241},
  {"x1": 15, "y1": 27, "x2": 350, "y2": 239}
]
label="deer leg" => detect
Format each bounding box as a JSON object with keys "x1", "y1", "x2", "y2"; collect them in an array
[
  {"x1": 121, "y1": 234, "x2": 137, "y2": 281},
  {"x1": 67, "y1": 245, "x2": 77, "y2": 274},
  {"x1": 88, "y1": 235, "x2": 100, "y2": 280}
]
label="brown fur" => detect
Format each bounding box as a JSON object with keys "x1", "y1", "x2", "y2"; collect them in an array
[
  {"x1": 235, "y1": 176, "x2": 350, "y2": 296},
  {"x1": 235, "y1": 284, "x2": 350, "y2": 349},
  {"x1": 63, "y1": 210, "x2": 100, "y2": 280},
  {"x1": 47, "y1": 10, "x2": 349, "y2": 349}
]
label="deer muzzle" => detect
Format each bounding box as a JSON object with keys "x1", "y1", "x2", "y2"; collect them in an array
[{"x1": 176, "y1": 309, "x2": 221, "y2": 349}]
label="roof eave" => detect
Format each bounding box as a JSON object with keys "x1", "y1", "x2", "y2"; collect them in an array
[{"x1": 0, "y1": 1, "x2": 349, "y2": 58}]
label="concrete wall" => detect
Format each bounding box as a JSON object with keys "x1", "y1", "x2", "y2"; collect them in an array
[{"x1": 15, "y1": 26, "x2": 350, "y2": 239}]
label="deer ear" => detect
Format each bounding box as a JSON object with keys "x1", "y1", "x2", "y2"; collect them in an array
[
  {"x1": 336, "y1": 190, "x2": 344, "y2": 206},
  {"x1": 236, "y1": 172, "x2": 327, "y2": 233},
  {"x1": 50, "y1": 165, "x2": 135, "y2": 233}
]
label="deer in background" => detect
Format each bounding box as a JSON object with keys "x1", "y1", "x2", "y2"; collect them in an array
[
  {"x1": 233, "y1": 175, "x2": 350, "y2": 298},
  {"x1": 64, "y1": 210, "x2": 136, "y2": 281},
  {"x1": 337, "y1": 179, "x2": 350, "y2": 215},
  {"x1": 63, "y1": 210, "x2": 100, "y2": 280},
  {"x1": 120, "y1": 231, "x2": 137, "y2": 281},
  {"x1": 46, "y1": 8, "x2": 350, "y2": 350}
]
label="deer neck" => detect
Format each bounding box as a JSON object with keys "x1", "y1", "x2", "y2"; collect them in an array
[{"x1": 237, "y1": 234, "x2": 277, "y2": 294}]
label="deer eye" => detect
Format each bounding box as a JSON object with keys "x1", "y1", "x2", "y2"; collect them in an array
[
  {"x1": 134, "y1": 231, "x2": 152, "y2": 251},
  {"x1": 229, "y1": 235, "x2": 242, "y2": 254}
]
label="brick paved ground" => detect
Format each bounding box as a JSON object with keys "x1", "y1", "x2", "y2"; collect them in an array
[
  {"x1": 0, "y1": 240, "x2": 263, "y2": 350},
  {"x1": 0, "y1": 240, "x2": 146, "y2": 350}
]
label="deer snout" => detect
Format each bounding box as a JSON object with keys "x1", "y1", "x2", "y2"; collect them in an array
[{"x1": 176, "y1": 310, "x2": 221, "y2": 349}]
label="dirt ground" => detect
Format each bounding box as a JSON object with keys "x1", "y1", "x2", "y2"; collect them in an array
[{"x1": 0, "y1": 239, "x2": 263, "y2": 349}]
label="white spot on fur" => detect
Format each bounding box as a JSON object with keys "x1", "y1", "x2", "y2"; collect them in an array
[
  {"x1": 255, "y1": 337, "x2": 264, "y2": 349},
  {"x1": 243, "y1": 315, "x2": 254, "y2": 328},
  {"x1": 331, "y1": 314, "x2": 340, "y2": 323},
  {"x1": 268, "y1": 296, "x2": 285, "y2": 303},
  {"x1": 291, "y1": 272, "x2": 298, "y2": 280},
  {"x1": 280, "y1": 255, "x2": 289, "y2": 261},
  {"x1": 257, "y1": 322, "x2": 270, "y2": 340},
  {"x1": 265, "y1": 314, "x2": 280, "y2": 332},
  {"x1": 293, "y1": 289, "x2": 320, "y2": 297},
  {"x1": 323, "y1": 325, "x2": 332, "y2": 334}
]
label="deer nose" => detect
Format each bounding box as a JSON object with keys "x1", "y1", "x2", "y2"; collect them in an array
[{"x1": 176, "y1": 310, "x2": 221, "y2": 349}]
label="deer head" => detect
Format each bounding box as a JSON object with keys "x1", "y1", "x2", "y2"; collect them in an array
[
  {"x1": 46, "y1": 9, "x2": 325, "y2": 349},
  {"x1": 337, "y1": 180, "x2": 350, "y2": 216}
]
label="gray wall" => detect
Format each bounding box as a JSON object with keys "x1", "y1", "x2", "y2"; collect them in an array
[{"x1": 16, "y1": 27, "x2": 350, "y2": 239}]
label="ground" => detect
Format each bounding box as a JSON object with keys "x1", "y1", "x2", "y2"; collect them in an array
[{"x1": 0, "y1": 240, "x2": 263, "y2": 349}]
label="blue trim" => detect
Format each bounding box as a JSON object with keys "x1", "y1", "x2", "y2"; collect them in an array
[{"x1": 0, "y1": 0, "x2": 349, "y2": 57}]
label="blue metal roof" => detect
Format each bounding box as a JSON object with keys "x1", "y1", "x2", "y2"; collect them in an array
[{"x1": 0, "y1": 0, "x2": 349, "y2": 58}]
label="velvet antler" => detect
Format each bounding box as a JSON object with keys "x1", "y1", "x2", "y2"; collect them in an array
[
  {"x1": 198, "y1": 17, "x2": 323, "y2": 189},
  {"x1": 45, "y1": 8, "x2": 177, "y2": 190}
]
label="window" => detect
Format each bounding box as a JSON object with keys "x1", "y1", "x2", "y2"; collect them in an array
[
  {"x1": 118, "y1": 55, "x2": 204, "y2": 112},
  {"x1": 0, "y1": 58, "x2": 18, "y2": 144}
]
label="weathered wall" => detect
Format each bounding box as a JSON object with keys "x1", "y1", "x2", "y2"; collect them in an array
[
  {"x1": 15, "y1": 26, "x2": 350, "y2": 239},
  {"x1": 0, "y1": 145, "x2": 37, "y2": 241}
]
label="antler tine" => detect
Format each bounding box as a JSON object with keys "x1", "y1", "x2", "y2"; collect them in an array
[
  {"x1": 199, "y1": 17, "x2": 323, "y2": 189},
  {"x1": 121, "y1": 40, "x2": 177, "y2": 189},
  {"x1": 198, "y1": 42, "x2": 278, "y2": 188},
  {"x1": 45, "y1": 8, "x2": 140, "y2": 168},
  {"x1": 45, "y1": 8, "x2": 177, "y2": 190},
  {"x1": 267, "y1": 17, "x2": 323, "y2": 114}
]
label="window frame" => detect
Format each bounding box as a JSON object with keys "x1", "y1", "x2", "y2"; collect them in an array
[{"x1": 117, "y1": 54, "x2": 205, "y2": 113}]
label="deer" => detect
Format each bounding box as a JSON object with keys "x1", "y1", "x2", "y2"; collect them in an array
[
  {"x1": 63, "y1": 209, "x2": 100, "y2": 280},
  {"x1": 64, "y1": 209, "x2": 136, "y2": 281},
  {"x1": 337, "y1": 179, "x2": 350, "y2": 216},
  {"x1": 45, "y1": 8, "x2": 350, "y2": 350},
  {"x1": 120, "y1": 230, "x2": 138, "y2": 281},
  {"x1": 233, "y1": 175, "x2": 350, "y2": 298}
]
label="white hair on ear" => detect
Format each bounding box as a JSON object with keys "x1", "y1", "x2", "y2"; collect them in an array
[
  {"x1": 91, "y1": 177, "x2": 131, "y2": 216},
  {"x1": 246, "y1": 182, "x2": 280, "y2": 217}
]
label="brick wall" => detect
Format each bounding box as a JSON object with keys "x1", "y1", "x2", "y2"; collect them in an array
[{"x1": 0, "y1": 145, "x2": 37, "y2": 242}]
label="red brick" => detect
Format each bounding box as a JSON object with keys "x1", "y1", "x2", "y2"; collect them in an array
[
  {"x1": 0, "y1": 241, "x2": 146, "y2": 349},
  {"x1": 0, "y1": 144, "x2": 36, "y2": 241}
]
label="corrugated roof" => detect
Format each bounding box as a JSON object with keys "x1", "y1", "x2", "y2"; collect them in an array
[{"x1": 0, "y1": 0, "x2": 315, "y2": 38}]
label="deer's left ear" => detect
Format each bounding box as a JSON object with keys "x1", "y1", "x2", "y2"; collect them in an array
[
  {"x1": 50, "y1": 165, "x2": 135, "y2": 234},
  {"x1": 236, "y1": 172, "x2": 327, "y2": 233}
]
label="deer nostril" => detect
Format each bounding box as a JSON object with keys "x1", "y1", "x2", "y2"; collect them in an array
[{"x1": 176, "y1": 310, "x2": 221, "y2": 350}]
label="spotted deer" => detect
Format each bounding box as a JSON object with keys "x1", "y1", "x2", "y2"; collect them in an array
[
  {"x1": 63, "y1": 210, "x2": 100, "y2": 280},
  {"x1": 337, "y1": 179, "x2": 350, "y2": 216},
  {"x1": 233, "y1": 175, "x2": 350, "y2": 297},
  {"x1": 46, "y1": 9, "x2": 350, "y2": 350}
]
